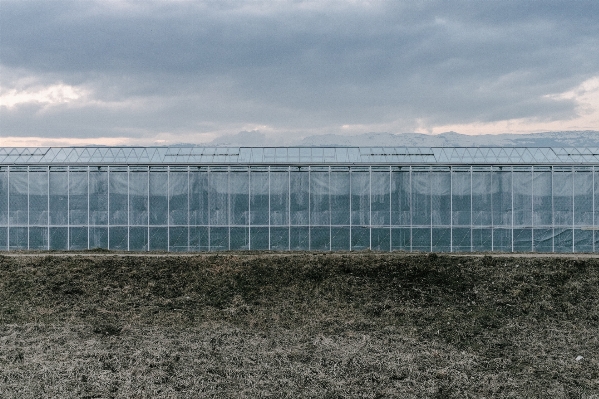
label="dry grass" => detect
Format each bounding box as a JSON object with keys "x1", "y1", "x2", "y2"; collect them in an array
[{"x1": 0, "y1": 252, "x2": 598, "y2": 398}]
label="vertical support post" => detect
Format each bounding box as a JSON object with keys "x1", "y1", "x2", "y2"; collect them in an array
[
  {"x1": 269, "y1": 166, "x2": 271, "y2": 251},
  {"x1": 349, "y1": 167, "x2": 352, "y2": 250},
  {"x1": 491, "y1": 166, "x2": 494, "y2": 252},
  {"x1": 187, "y1": 167, "x2": 190, "y2": 252},
  {"x1": 127, "y1": 166, "x2": 130, "y2": 252},
  {"x1": 248, "y1": 168, "x2": 251, "y2": 250},
  {"x1": 107, "y1": 166, "x2": 110, "y2": 250},
  {"x1": 369, "y1": 166, "x2": 372, "y2": 250},
  {"x1": 207, "y1": 167, "x2": 211, "y2": 251},
  {"x1": 409, "y1": 167, "x2": 412, "y2": 252},
  {"x1": 67, "y1": 166, "x2": 70, "y2": 250},
  {"x1": 389, "y1": 166, "x2": 392, "y2": 252},
  {"x1": 531, "y1": 167, "x2": 534, "y2": 252},
  {"x1": 430, "y1": 166, "x2": 433, "y2": 253},
  {"x1": 450, "y1": 166, "x2": 453, "y2": 253},
  {"x1": 167, "y1": 166, "x2": 170, "y2": 252},
  {"x1": 27, "y1": 167, "x2": 30, "y2": 250},
  {"x1": 511, "y1": 166, "x2": 514, "y2": 253},
  {"x1": 308, "y1": 166, "x2": 311, "y2": 251},
  {"x1": 288, "y1": 166, "x2": 291, "y2": 251},
  {"x1": 470, "y1": 166, "x2": 473, "y2": 252},
  {"x1": 87, "y1": 166, "x2": 90, "y2": 250},
  {"x1": 147, "y1": 168, "x2": 150, "y2": 251},
  {"x1": 593, "y1": 166, "x2": 596, "y2": 253},
  {"x1": 551, "y1": 166, "x2": 555, "y2": 253},
  {"x1": 572, "y1": 167, "x2": 575, "y2": 253},
  {"x1": 328, "y1": 166, "x2": 331, "y2": 251}
]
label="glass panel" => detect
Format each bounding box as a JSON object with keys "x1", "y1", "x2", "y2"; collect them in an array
[
  {"x1": 169, "y1": 171, "x2": 189, "y2": 226},
  {"x1": 229, "y1": 170, "x2": 249, "y2": 226},
  {"x1": 513, "y1": 168, "x2": 532, "y2": 227},
  {"x1": 351, "y1": 171, "x2": 369, "y2": 226},
  {"x1": 9, "y1": 227, "x2": 27, "y2": 250},
  {"x1": 129, "y1": 227, "x2": 148, "y2": 251},
  {"x1": 149, "y1": 170, "x2": 168, "y2": 225},
  {"x1": 209, "y1": 171, "x2": 228, "y2": 226},
  {"x1": 149, "y1": 227, "x2": 168, "y2": 251},
  {"x1": 70, "y1": 227, "x2": 87, "y2": 250},
  {"x1": 311, "y1": 170, "x2": 330, "y2": 226},
  {"x1": 432, "y1": 228, "x2": 450, "y2": 252},
  {"x1": 209, "y1": 227, "x2": 228, "y2": 251},
  {"x1": 189, "y1": 226, "x2": 208, "y2": 251},
  {"x1": 331, "y1": 227, "x2": 350, "y2": 251},
  {"x1": 0, "y1": 169, "x2": 7, "y2": 225},
  {"x1": 533, "y1": 169, "x2": 552, "y2": 226},
  {"x1": 290, "y1": 226, "x2": 309, "y2": 250},
  {"x1": 431, "y1": 171, "x2": 450, "y2": 226},
  {"x1": 49, "y1": 227, "x2": 68, "y2": 250},
  {"x1": 472, "y1": 228, "x2": 492, "y2": 252},
  {"x1": 595, "y1": 168, "x2": 599, "y2": 227},
  {"x1": 89, "y1": 226, "x2": 108, "y2": 249},
  {"x1": 129, "y1": 170, "x2": 148, "y2": 225},
  {"x1": 9, "y1": 170, "x2": 28, "y2": 225},
  {"x1": 310, "y1": 226, "x2": 330, "y2": 251},
  {"x1": 190, "y1": 169, "x2": 209, "y2": 226},
  {"x1": 412, "y1": 227, "x2": 430, "y2": 252},
  {"x1": 554, "y1": 169, "x2": 573, "y2": 227},
  {"x1": 230, "y1": 227, "x2": 249, "y2": 250},
  {"x1": 391, "y1": 170, "x2": 410, "y2": 226},
  {"x1": 574, "y1": 229, "x2": 592, "y2": 252},
  {"x1": 251, "y1": 227, "x2": 269, "y2": 250},
  {"x1": 330, "y1": 170, "x2": 350, "y2": 225},
  {"x1": 109, "y1": 227, "x2": 128, "y2": 250},
  {"x1": 270, "y1": 227, "x2": 288, "y2": 250},
  {"x1": 452, "y1": 228, "x2": 471, "y2": 252},
  {"x1": 30, "y1": 226, "x2": 48, "y2": 250},
  {"x1": 351, "y1": 226, "x2": 369, "y2": 250},
  {"x1": 371, "y1": 228, "x2": 390, "y2": 251},
  {"x1": 29, "y1": 170, "x2": 48, "y2": 226},
  {"x1": 554, "y1": 228, "x2": 573, "y2": 253},
  {"x1": 371, "y1": 170, "x2": 390, "y2": 226},
  {"x1": 452, "y1": 170, "x2": 470, "y2": 226},
  {"x1": 49, "y1": 170, "x2": 68, "y2": 226},
  {"x1": 290, "y1": 169, "x2": 309, "y2": 225},
  {"x1": 533, "y1": 228, "x2": 553, "y2": 252},
  {"x1": 574, "y1": 170, "x2": 593, "y2": 226},
  {"x1": 109, "y1": 170, "x2": 128, "y2": 226},
  {"x1": 0, "y1": 227, "x2": 7, "y2": 250},
  {"x1": 513, "y1": 228, "x2": 532, "y2": 252},
  {"x1": 250, "y1": 171, "x2": 269, "y2": 225},
  {"x1": 492, "y1": 228, "x2": 511, "y2": 252},
  {"x1": 391, "y1": 228, "x2": 410, "y2": 251},
  {"x1": 412, "y1": 170, "x2": 430, "y2": 226},
  {"x1": 89, "y1": 169, "x2": 108, "y2": 226},
  {"x1": 169, "y1": 226, "x2": 188, "y2": 252},
  {"x1": 492, "y1": 169, "x2": 512, "y2": 227},
  {"x1": 270, "y1": 171, "x2": 289, "y2": 226},
  {"x1": 69, "y1": 171, "x2": 87, "y2": 226},
  {"x1": 472, "y1": 170, "x2": 492, "y2": 226}
]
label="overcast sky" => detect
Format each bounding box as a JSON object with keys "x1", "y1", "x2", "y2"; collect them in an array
[{"x1": 1, "y1": 0, "x2": 598, "y2": 146}]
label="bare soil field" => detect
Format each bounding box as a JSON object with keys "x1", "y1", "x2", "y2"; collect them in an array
[{"x1": 1, "y1": 252, "x2": 598, "y2": 398}]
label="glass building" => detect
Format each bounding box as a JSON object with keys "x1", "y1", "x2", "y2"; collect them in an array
[{"x1": 1, "y1": 146, "x2": 599, "y2": 252}]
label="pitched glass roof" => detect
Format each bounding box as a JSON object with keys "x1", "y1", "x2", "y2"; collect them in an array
[{"x1": 1, "y1": 146, "x2": 599, "y2": 165}]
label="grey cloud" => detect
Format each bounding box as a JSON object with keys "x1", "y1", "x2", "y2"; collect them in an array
[{"x1": 1, "y1": 0, "x2": 598, "y2": 140}]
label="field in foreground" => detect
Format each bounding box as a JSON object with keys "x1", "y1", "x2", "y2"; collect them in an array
[{"x1": 0, "y1": 252, "x2": 598, "y2": 398}]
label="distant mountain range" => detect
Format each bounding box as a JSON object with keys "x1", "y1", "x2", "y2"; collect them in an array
[{"x1": 205, "y1": 130, "x2": 599, "y2": 147}]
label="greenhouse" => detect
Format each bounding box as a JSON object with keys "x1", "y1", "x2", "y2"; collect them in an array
[{"x1": 1, "y1": 146, "x2": 599, "y2": 253}]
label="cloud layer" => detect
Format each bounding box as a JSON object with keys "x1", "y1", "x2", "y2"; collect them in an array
[{"x1": 1, "y1": 0, "x2": 598, "y2": 145}]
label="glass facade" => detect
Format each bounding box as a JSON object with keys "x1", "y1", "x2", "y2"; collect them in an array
[{"x1": 1, "y1": 161, "x2": 598, "y2": 252}]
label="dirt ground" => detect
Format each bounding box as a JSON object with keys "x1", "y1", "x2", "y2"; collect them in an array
[{"x1": 1, "y1": 252, "x2": 598, "y2": 398}]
